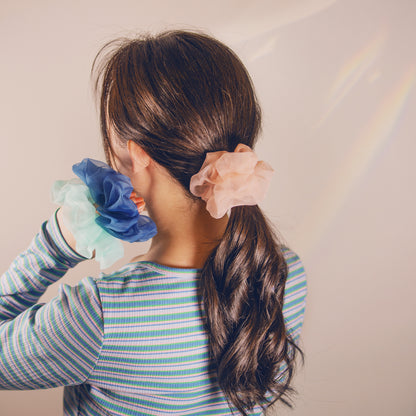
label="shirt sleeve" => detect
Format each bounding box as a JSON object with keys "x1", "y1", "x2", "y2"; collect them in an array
[
  {"x1": 0, "y1": 211, "x2": 104, "y2": 389},
  {"x1": 282, "y1": 248, "x2": 307, "y2": 344}
]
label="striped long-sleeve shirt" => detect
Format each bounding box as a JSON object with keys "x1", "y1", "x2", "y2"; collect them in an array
[{"x1": 0, "y1": 211, "x2": 307, "y2": 415}]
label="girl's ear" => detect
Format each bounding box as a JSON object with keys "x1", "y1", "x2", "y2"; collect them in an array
[{"x1": 127, "y1": 140, "x2": 151, "y2": 172}]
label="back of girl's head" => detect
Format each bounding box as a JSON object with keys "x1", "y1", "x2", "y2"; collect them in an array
[
  {"x1": 93, "y1": 30, "x2": 300, "y2": 416},
  {"x1": 93, "y1": 30, "x2": 261, "y2": 192}
]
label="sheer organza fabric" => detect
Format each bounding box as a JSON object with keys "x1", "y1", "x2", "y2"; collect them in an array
[
  {"x1": 190, "y1": 144, "x2": 274, "y2": 219},
  {"x1": 52, "y1": 159, "x2": 157, "y2": 268}
]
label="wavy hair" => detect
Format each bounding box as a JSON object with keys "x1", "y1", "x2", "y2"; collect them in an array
[{"x1": 92, "y1": 30, "x2": 302, "y2": 415}]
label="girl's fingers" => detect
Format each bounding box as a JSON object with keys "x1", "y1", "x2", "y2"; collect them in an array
[
  {"x1": 135, "y1": 200, "x2": 146, "y2": 213},
  {"x1": 130, "y1": 192, "x2": 146, "y2": 213},
  {"x1": 136, "y1": 202, "x2": 146, "y2": 213}
]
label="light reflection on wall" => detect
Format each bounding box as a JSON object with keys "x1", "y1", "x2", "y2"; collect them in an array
[
  {"x1": 295, "y1": 63, "x2": 416, "y2": 254},
  {"x1": 315, "y1": 30, "x2": 387, "y2": 128}
]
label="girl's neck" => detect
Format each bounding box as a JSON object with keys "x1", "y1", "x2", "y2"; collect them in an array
[
  {"x1": 134, "y1": 197, "x2": 228, "y2": 269},
  {"x1": 127, "y1": 158, "x2": 228, "y2": 269}
]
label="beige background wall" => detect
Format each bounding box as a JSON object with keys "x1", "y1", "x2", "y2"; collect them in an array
[{"x1": 1, "y1": 0, "x2": 415, "y2": 415}]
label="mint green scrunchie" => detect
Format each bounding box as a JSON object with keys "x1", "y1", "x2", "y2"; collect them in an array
[{"x1": 51, "y1": 179, "x2": 124, "y2": 269}]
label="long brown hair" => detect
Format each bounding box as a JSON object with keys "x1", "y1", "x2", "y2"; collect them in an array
[{"x1": 92, "y1": 30, "x2": 301, "y2": 415}]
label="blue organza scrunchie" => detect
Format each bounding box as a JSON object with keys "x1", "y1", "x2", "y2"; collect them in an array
[
  {"x1": 52, "y1": 158, "x2": 157, "y2": 269},
  {"x1": 72, "y1": 159, "x2": 157, "y2": 243},
  {"x1": 52, "y1": 179, "x2": 124, "y2": 269}
]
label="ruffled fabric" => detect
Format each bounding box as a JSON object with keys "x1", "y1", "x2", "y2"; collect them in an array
[
  {"x1": 51, "y1": 158, "x2": 157, "y2": 269},
  {"x1": 51, "y1": 179, "x2": 124, "y2": 269},
  {"x1": 189, "y1": 144, "x2": 274, "y2": 219},
  {"x1": 72, "y1": 159, "x2": 157, "y2": 242}
]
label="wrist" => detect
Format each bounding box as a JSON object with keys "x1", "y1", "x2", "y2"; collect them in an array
[{"x1": 56, "y1": 208, "x2": 78, "y2": 253}]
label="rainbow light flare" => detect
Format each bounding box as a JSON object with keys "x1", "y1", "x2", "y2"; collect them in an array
[
  {"x1": 315, "y1": 31, "x2": 387, "y2": 128},
  {"x1": 296, "y1": 64, "x2": 416, "y2": 254}
]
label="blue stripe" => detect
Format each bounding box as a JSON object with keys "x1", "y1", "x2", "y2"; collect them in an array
[{"x1": 0, "y1": 212, "x2": 307, "y2": 416}]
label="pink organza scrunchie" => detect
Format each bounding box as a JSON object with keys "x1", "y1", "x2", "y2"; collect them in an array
[{"x1": 189, "y1": 144, "x2": 274, "y2": 219}]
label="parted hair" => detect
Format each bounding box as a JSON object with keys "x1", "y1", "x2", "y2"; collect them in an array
[{"x1": 92, "y1": 29, "x2": 302, "y2": 415}]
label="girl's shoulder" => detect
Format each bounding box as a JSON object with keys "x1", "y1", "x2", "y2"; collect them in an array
[
  {"x1": 96, "y1": 260, "x2": 199, "y2": 287},
  {"x1": 96, "y1": 261, "x2": 161, "y2": 284},
  {"x1": 281, "y1": 247, "x2": 307, "y2": 341},
  {"x1": 282, "y1": 247, "x2": 307, "y2": 282}
]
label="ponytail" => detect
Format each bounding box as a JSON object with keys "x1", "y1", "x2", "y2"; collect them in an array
[
  {"x1": 200, "y1": 205, "x2": 300, "y2": 415},
  {"x1": 93, "y1": 30, "x2": 302, "y2": 413}
]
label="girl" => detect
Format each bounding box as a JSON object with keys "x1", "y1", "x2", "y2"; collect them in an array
[{"x1": 0, "y1": 30, "x2": 307, "y2": 415}]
